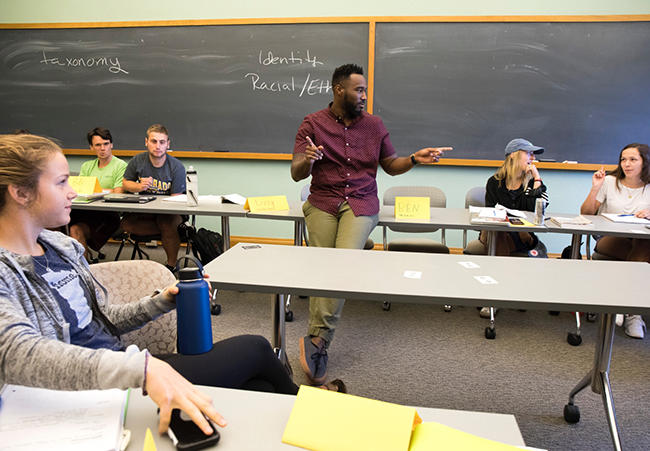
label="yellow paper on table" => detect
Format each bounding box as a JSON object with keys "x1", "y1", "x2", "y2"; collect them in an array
[
  {"x1": 508, "y1": 217, "x2": 537, "y2": 227},
  {"x1": 244, "y1": 195, "x2": 289, "y2": 212},
  {"x1": 282, "y1": 385, "x2": 421, "y2": 451},
  {"x1": 68, "y1": 176, "x2": 102, "y2": 195},
  {"x1": 409, "y1": 422, "x2": 520, "y2": 451},
  {"x1": 395, "y1": 196, "x2": 430, "y2": 220}
]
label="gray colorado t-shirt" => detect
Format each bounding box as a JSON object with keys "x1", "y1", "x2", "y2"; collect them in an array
[{"x1": 124, "y1": 152, "x2": 186, "y2": 195}]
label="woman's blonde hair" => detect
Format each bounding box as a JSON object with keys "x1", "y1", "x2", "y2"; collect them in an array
[
  {"x1": 0, "y1": 134, "x2": 62, "y2": 211},
  {"x1": 494, "y1": 151, "x2": 529, "y2": 188}
]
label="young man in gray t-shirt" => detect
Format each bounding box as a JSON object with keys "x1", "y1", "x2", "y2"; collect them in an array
[{"x1": 122, "y1": 124, "x2": 186, "y2": 271}]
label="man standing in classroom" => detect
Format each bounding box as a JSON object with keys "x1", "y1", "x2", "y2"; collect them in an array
[
  {"x1": 69, "y1": 127, "x2": 127, "y2": 261},
  {"x1": 122, "y1": 124, "x2": 186, "y2": 272},
  {"x1": 291, "y1": 63, "x2": 452, "y2": 383}
]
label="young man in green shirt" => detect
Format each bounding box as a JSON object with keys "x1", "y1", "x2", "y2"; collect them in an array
[{"x1": 69, "y1": 127, "x2": 127, "y2": 259}]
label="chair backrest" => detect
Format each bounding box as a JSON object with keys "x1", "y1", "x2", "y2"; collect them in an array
[
  {"x1": 382, "y1": 186, "x2": 446, "y2": 233},
  {"x1": 300, "y1": 184, "x2": 310, "y2": 202},
  {"x1": 90, "y1": 260, "x2": 178, "y2": 354},
  {"x1": 465, "y1": 186, "x2": 486, "y2": 208}
]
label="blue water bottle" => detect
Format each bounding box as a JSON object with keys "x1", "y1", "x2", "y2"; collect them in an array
[{"x1": 175, "y1": 256, "x2": 213, "y2": 355}]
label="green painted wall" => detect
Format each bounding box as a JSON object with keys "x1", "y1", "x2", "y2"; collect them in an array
[{"x1": 3, "y1": 1, "x2": 648, "y2": 252}]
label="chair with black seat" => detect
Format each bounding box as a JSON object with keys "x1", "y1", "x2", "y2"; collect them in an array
[
  {"x1": 382, "y1": 186, "x2": 449, "y2": 311},
  {"x1": 114, "y1": 215, "x2": 195, "y2": 261}
]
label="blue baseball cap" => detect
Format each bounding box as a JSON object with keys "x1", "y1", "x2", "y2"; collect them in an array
[{"x1": 504, "y1": 138, "x2": 544, "y2": 156}]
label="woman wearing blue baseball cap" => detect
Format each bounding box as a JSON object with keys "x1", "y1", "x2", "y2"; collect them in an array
[{"x1": 465, "y1": 138, "x2": 549, "y2": 318}]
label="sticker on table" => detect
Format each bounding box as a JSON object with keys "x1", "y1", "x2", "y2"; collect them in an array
[
  {"x1": 403, "y1": 270, "x2": 422, "y2": 279},
  {"x1": 474, "y1": 275, "x2": 498, "y2": 285},
  {"x1": 458, "y1": 261, "x2": 480, "y2": 269}
]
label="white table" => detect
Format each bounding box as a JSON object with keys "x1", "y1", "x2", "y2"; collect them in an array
[
  {"x1": 125, "y1": 386, "x2": 526, "y2": 450},
  {"x1": 205, "y1": 243, "x2": 649, "y2": 451},
  {"x1": 72, "y1": 196, "x2": 248, "y2": 249}
]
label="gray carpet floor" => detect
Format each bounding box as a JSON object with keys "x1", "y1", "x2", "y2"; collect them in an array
[{"x1": 99, "y1": 242, "x2": 650, "y2": 451}]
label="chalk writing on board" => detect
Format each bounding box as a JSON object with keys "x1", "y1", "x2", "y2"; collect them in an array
[
  {"x1": 258, "y1": 50, "x2": 324, "y2": 68},
  {"x1": 39, "y1": 50, "x2": 128, "y2": 75},
  {"x1": 244, "y1": 72, "x2": 331, "y2": 97}
]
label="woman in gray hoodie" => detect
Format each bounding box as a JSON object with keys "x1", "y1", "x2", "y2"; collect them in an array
[{"x1": 0, "y1": 134, "x2": 344, "y2": 438}]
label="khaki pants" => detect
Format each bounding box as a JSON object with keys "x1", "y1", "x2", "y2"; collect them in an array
[{"x1": 303, "y1": 200, "x2": 378, "y2": 346}]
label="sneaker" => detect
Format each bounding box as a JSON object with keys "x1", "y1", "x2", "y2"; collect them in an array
[
  {"x1": 623, "y1": 315, "x2": 646, "y2": 339},
  {"x1": 479, "y1": 307, "x2": 498, "y2": 319},
  {"x1": 615, "y1": 314, "x2": 624, "y2": 327},
  {"x1": 164, "y1": 263, "x2": 177, "y2": 274},
  {"x1": 299, "y1": 336, "x2": 328, "y2": 384}
]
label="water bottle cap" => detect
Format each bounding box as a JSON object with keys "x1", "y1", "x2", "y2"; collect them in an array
[
  {"x1": 178, "y1": 266, "x2": 202, "y2": 281},
  {"x1": 187, "y1": 165, "x2": 196, "y2": 173}
]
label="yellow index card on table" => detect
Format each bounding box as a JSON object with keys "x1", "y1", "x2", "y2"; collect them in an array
[
  {"x1": 409, "y1": 422, "x2": 520, "y2": 451},
  {"x1": 282, "y1": 385, "x2": 422, "y2": 451},
  {"x1": 244, "y1": 195, "x2": 290, "y2": 212},
  {"x1": 142, "y1": 427, "x2": 157, "y2": 451},
  {"x1": 395, "y1": 196, "x2": 430, "y2": 220},
  {"x1": 68, "y1": 176, "x2": 102, "y2": 195}
]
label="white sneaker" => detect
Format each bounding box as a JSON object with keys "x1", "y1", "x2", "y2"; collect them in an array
[
  {"x1": 623, "y1": 315, "x2": 646, "y2": 339},
  {"x1": 615, "y1": 314, "x2": 624, "y2": 327},
  {"x1": 479, "y1": 307, "x2": 498, "y2": 319}
]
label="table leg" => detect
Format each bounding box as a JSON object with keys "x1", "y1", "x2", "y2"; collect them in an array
[
  {"x1": 564, "y1": 313, "x2": 622, "y2": 450},
  {"x1": 484, "y1": 230, "x2": 497, "y2": 339},
  {"x1": 294, "y1": 220, "x2": 303, "y2": 246},
  {"x1": 567, "y1": 233, "x2": 584, "y2": 346},
  {"x1": 272, "y1": 293, "x2": 291, "y2": 376},
  {"x1": 221, "y1": 217, "x2": 230, "y2": 250}
]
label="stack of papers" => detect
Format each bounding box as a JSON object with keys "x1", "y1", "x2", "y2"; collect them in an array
[
  {"x1": 0, "y1": 385, "x2": 126, "y2": 451},
  {"x1": 162, "y1": 193, "x2": 247, "y2": 205},
  {"x1": 549, "y1": 216, "x2": 593, "y2": 227},
  {"x1": 602, "y1": 213, "x2": 650, "y2": 224}
]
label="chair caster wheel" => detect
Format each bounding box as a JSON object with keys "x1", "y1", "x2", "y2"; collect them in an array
[
  {"x1": 548, "y1": 311, "x2": 560, "y2": 316},
  {"x1": 285, "y1": 310, "x2": 294, "y2": 322},
  {"x1": 564, "y1": 404, "x2": 580, "y2": 423},
  {"x1": 210, "y1": 304, "x2": 222, "y2": 316},
  {"x1": 567, "y1": 332, "x2": 582, "y2": 346},
  {"x1": 485, "y1": 327, "x2": 496, "y2": 339},
  {"x1": 586, "y1": 312, "x2": 597, "y2": 322},
  {"x1": 443, "y1": 305, "x2": 452, "y2": 312},
  {"x1": 382, "y1": 301, "x2": 391, "y2": 311}
]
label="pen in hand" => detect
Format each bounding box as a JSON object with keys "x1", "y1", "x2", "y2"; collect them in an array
[{"x1": 305, "y1": 136, "x2": 324, "y2": 161}]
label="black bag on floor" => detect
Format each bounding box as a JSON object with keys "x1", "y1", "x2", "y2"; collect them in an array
[{"x1": 188, "y1": 227, "x2": 224, "y2": 264}]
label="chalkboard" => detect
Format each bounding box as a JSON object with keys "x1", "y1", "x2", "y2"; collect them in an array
[
  {"x1": 0, "y1": 23, "x2": 368, "y2": 152},
  {"x1": 374, "y1": 22, "x2": 650, "y2": 164}
]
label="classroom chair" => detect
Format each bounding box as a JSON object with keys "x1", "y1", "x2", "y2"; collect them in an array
[
  {"x1": 114, "y1": 216, "x2": 195, "y2": 262},
  {"x1": 89, "y1": 259, "x2": 177, "y2": 353},
  {"x1": 463, "y1": 186, "x2": 486, "y2": 248},
  {"x1": 382, "y1": 185, "x2": 450, "y2": 312}
]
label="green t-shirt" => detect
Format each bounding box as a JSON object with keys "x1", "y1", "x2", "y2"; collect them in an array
[{"x1": 79, "y1": 156, "x2": 128, "y2": 190}]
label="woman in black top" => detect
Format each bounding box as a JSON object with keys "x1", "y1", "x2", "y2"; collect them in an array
[{"x1": 479, "y1": 138, "x2": 548, "y2": 256}]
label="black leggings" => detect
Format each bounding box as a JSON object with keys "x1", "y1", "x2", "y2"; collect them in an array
[{"x1": 155, "y1": 334, "x2": 299, "y2": 395}]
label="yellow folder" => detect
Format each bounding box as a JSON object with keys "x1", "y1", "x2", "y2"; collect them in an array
[
  {"x1": 409, "y1": 422, "x2": 521, "y2": 450},
  {"x1": 244, "y1": 195, "x2": 290, "y2": 212},
  {"x1": 282, "y1": 385, "x2": 421, "y2": 451},
  {"x1": 395, "y1": 196, "x2": 430, "y2": 220},
  {"x1": 68, "y1": 176, "x2": 102, "y2": 195}
]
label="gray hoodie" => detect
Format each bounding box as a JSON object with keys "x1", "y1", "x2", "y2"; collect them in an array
[{"x1": 0, "y1": 229, "x2": 175, "y2": 390}]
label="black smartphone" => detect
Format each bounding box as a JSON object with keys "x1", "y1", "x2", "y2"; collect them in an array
[
  {"x1": 508, "y1": 217, "x2": 524, "y2": 225},
  {"x1": 166, "y1": 409, "x2": 220, "y2": 450}
]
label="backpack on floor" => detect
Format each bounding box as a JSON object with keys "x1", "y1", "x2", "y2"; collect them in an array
[{"x1": 188, "y1": 227, "x2": 224, "y2": 264}]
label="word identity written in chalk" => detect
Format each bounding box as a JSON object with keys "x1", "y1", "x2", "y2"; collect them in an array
[{"x1": 244, "y1": 49, "x2": 331, "y2": 97}]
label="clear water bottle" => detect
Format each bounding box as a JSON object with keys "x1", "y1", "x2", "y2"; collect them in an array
[
  {"x1": 186, "y1": 165, "x2": 198, "y2": 207},
  {"x1": 175, "y1": 256, "x2": 212, "y2": 355},
  {"x1": 535, "y1": 198, "x2": 546, "y2": 225}
]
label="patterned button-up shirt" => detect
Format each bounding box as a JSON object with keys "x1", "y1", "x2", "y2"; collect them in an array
[{"x1": 293, "y1": 106, "x2": 397, "y2": 216}]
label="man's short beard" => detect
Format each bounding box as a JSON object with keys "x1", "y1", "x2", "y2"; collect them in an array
[{"x1": 343, "y1": 93, "x2": 362, "y2": 118}]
